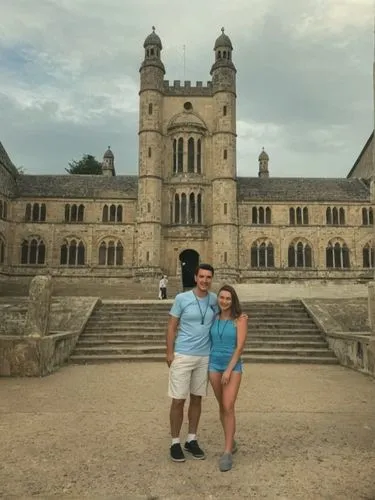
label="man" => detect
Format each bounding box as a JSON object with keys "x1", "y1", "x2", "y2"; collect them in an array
[
  {"x1": 166, "y1": 263, "x2": 217, "y2": 462},
  {"x1": 159, "y1": 275, "x2": 168, "y2": 300}
]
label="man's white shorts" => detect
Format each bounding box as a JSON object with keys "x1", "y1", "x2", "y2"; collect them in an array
[{"x1": 168, "y1": 353, "x2": 209, "y2": 399}]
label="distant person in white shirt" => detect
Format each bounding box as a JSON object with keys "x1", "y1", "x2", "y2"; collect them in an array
[{"x1": 159, "y1": 275, "x2": 168, "y2": 300}]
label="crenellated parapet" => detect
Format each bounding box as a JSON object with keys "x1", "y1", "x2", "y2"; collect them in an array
[{"x1": 163, "y1": 80, "x2": 213, "y2": 96}]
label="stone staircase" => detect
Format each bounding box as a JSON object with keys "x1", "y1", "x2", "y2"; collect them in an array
[{"x1": 70, "y1": 300, "x2": 339, "y2": 365}]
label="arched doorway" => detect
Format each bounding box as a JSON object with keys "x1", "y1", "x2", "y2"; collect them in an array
[{"x1": 179, "y1": 249, "x2": 200, "y2": 289}]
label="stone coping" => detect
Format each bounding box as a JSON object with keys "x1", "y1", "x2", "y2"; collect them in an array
[{"x1": 326, "y1": 331, "x2": 372, "y2": 342}]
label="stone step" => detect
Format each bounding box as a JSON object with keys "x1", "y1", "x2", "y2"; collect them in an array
[
  {"x1": 73, "y1": 345, "x2": 333, "y2": 356},
  {"x1": 84, "y1": 326, "x2": 321, "y2": 335},
  {"x1": 77, "y1": 339, "x2": 328, "y2": 349},
  {"x1": 85, "y1": 319, "x2": 315, "y2": 328},
  {"x1": 69, "y1": 353, "x2": 339, "y2": 365},
  {"x1": 79, "y1": 333, "x2": 325, "y2": 342}
]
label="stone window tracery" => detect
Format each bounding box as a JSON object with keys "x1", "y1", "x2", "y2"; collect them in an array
[
  {"x1": 60, "y1": 238, "x2": 85, "y2": 266},
  {"x1": 326, "y1": 240, "x2": 350, "y2": 268},
  {"x1": 102, "y1": 204, "x2": 123, "y2": 223},
  {"x1": 0, "y1": 200, "x2": 7, "y2": 220},
  {"x1": 98, "y1": 239, "x2": 124, "y2": 266},
  {"x1": 172, "y1": 137, "x2": 203, "y2": 174},
  {"x1": 252, "y1": 206, "x2": 271, "y2": 224},
  {"x1": 362, "y1": 207, "x2": 373, "y2": 226},
  {"x1": 20, "y1": 237, "x2": 45, "y2": 265},
  {"x1": 326, "y1": 206, "x2": 345, "y2": 225},
  {"x1": 65, "y1": 203, "x2": 84, "y2": 223},
  {"x1": 251, "y1": 240, "x2": 274, "y2": 268},
  {"x1": 172, "y1": 192, "x2": 203, "y2": 225},
  {"x1": 288, "y1": 240, "x2": 312, "y2": 267},
  {"x1": 363, "y1": 242, "x2": 374, "y2": 268},
  {"x1": 25, "y1": 203, "x2": 46, "y2": 222},
  {"x1": 289, "y1": 207, "x2": 309, "y2": 225}
]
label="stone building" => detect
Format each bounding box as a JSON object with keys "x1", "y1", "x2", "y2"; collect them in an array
[{"x1": 0, "y1": 28, "x2": 374, "y2": 288}]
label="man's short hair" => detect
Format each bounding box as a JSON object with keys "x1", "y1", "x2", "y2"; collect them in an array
[{"x1": 195, "y1": 263, "x2": 214, "y2": 277}]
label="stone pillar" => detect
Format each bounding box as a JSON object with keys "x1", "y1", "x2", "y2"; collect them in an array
[{"x1": 25, "y1": 275, "x2": 53, "y2": 337}]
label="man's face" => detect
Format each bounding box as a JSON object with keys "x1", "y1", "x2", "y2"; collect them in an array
[{"x1": 194, "y1": 269, "x2": 213, "y2": 292}]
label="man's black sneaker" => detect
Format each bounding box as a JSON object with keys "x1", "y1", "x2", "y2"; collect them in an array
[
  {"x1": 170, "y1": 443, "x2": 186, "y2": 462},
  {"x1": 184, "y1": 440, "x2": 206, "y2": 460}
]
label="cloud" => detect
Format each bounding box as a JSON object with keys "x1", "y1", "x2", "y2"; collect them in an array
[{"x1": 0, "y1": 0, "x2": 373, "y2": 177}]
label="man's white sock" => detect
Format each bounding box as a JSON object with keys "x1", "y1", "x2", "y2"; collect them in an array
[
  {"x1": 171, "y1": 437, "x2": 180, "y2": 445},
  {"x1": 187, "y1": 433, "x2": 196, "y2": 442}
]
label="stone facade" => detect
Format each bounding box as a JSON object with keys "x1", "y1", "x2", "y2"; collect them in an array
[{"x1": 0, "y1": 28, "x2": 374, "y2": 286}]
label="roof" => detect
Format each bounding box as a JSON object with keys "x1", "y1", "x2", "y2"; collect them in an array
[
  {"x1": 16, "y1": 175, "x2": 138, "y2": 199},
  {"x1": 347, "y1": 131, "x2": 373, "y2": 178},
  {"x1": 144, "y1": 28, "x2": 162, "y2": 50},
  {"x1": 0, "y1": 140, "x2": 18, "y2": 178},
  {"x1": 214, "y1": 29, "x2": 233, "y2": 50},
  {"x1": 237, "y1": 177, "x2": 370, "y2": 202}
]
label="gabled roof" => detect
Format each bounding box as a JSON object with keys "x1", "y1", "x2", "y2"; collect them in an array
[
  {"x1": 0, "y1": 141, "x2": 18, "y2": 178},
  {"x1": 347, "y1": 131, "x2": 374, "y2": 178},
  {"x1": 16, "y1": 174, "x2": 138, "y2": 199},
  {"x1": 237, "y1": 177, "x2": 370, "y2": 202}
]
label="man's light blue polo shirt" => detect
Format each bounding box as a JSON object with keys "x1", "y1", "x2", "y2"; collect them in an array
[{"x1": 169, "y1": 290, "x2": 218, "y2": 356}]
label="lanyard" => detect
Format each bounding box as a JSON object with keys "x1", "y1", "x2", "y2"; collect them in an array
[{"x1": 193, "y1": 292, "x2": 210, "y2": 325}]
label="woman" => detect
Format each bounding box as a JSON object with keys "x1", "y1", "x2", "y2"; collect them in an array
[{"x1": 209, "y1": 285, "x2": 248, "y2": 472}]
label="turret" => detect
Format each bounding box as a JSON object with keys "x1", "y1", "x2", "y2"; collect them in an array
[
  {"x1": 258, "y1": 148, "x2": 269, "y2": 178},
  {"x1": 102, "y1": 146, "x2": 115, "y2": 176},
  {"x1": 209, "y1": 29, "x2": 238, "y2": 281},
  {"x1": 135, "y1": 28, "x2": 165, "y2": 276}
]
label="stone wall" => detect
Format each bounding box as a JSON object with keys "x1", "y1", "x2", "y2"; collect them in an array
[{"x1": 303, "y1": 297, "x2": 374, "y2": 376}]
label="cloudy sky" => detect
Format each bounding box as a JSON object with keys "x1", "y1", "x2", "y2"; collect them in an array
[{"x1": 0, "y1": 0, "x2": 373, "y2": 177}]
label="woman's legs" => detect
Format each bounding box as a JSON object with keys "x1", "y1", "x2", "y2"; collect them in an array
[
  {"x1": 209, "y1": 371, "x2": 224, "y2": 430},
  {"x1": 221, "y1": 372, "x2": 242, "y2": 453}
]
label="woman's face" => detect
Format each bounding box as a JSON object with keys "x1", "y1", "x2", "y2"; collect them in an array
[{"x1": 218, "y1": 290, "x2": 232, "y2": 312}]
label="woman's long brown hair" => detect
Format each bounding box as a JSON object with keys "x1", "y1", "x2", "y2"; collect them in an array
[{"x1": 217, "y1": 285, "x2": 242, "y2": 319}]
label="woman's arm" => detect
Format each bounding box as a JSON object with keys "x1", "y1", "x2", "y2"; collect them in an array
[{"x1": 222, "y1": 315, "x2": 248, "y2": 383}]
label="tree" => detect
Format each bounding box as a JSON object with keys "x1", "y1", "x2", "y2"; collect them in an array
[{"x1": 66, "y1": 154, "x2": 102, "y2": 175}]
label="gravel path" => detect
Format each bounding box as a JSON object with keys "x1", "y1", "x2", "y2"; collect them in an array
[{"x1": 1, "y1": 363, "x2": 375, "y2": 499}]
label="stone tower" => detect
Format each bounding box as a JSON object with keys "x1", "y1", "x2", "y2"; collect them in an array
[
  {"x1": 136, "y1": 27, "x2": 165, "y2": 276},
  {"x1": 102, "y1": 146, "x2": 115, "y2": 176},
  {"x1": 258, "y1": 148, "x2": 269, "y2": 178},
  {"x1": 210, "y1": 28, "x2": 238, "y2": 280}
]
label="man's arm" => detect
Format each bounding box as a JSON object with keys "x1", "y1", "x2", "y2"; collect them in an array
[{"x1": 166, "y1": 315, "x2": 179, "y2": 367}]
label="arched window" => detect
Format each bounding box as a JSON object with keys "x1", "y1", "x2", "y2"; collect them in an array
[
  {"x1": 252, "y1": 206, "x2": 271, "y2": 224},
  {"x1": 288, "y1": 240, "x2": 312, "y2": 267},
  {"x1": 296, "y1": 207, "x2": 302, "y2": 225},
  {"x1": 109, "y1": 204, "x2": 116, "y2": 222},
  {"x1": 339, "y1": 207, "x2": 345, "y2": 225},
  {"x1": 177, "y1": 138, "x2": 183, "y2": 172},
  {"x1": 363, "y1": 243, "x2": 375, "y2": 268},
  {"x1": 181, "y1": 193, "x2": 187, "y2": 224},
  {"x1": 326, "y1": 241, "x2": 350, "y2": 269},
  {"x1": 102, "y1": 205, "x2": 109, "y2": 222},
  {"x1": 188, "y1": 138, "x2": 195, "y2": 173},
  {"x1": 71, "y1": 204, "x2": 77, "y2": 222},
  {"x1": 20, "y1": 237, "x2": 46, "y2": 265},
  {"x1": 189, "y1": 193, "x2": 195, "y2": 223},
  {"x1": 60, "y1": 238, "x2": 85, "y2": 266},
  {"x1": 3, "y1": 201, "x2": 7, "y2": 220},
  {"x1": 259, "y1": 207, "x2": 264, "y2": 224},
  {"x1": 148, "y1": 103, "x2": 153, "y2": 115},
  {"x1": 25, "y1": 203, "x2": 31, "y2": 222},
  {"x1": 117, "y1": 205, "x2": 123, "y2": 222},
  {"x1": 326, "y1": 207, "x2": 332, "y2": 224},
  {"x1": 98, "y1": 240, "x2": 124, "y2": 266},
  {"x1": 32, "y1": 203, "x2": 39, "y2": 222},
  {"x1": 223, "y1": 106, "x2": 227, "y2": 116},
  {"x1": 197, "y1": 193, "x2": 202, "y2": 224},
  {"x1": 0, "y1": 236, "x2": 5, "y2": 264},
  {"x1": 303, "y1": 207, "x2": 309, "y2": 224},
  {"x1": 197, "y1": 139, "x2": 202, "y2": 174},
  {"x1": 251, "y1": 240, "x2": 274, "y2": 268},
  {"x1": 174, "y1": 194, "x2": 180, "y2": 223},
  {"x1": 40, "y1": 203, "x2": 46, "y2": 222},
  {"x1": 289, "y1": 208, "x2": 295, "y2": 225},
  {"x1": 77, "y1": 204, "x2": 84, "y2": 222},
  {"x1": 362, "y1": 207, "x2": 373, "y2": 226},
  {"x1": 65, "y1": 204, "x2": 70, "y2": 222},
  {"x1": 173, "y1": 139, "x2": 177, "y2": 173}
]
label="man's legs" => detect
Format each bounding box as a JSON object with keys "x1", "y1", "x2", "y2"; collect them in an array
[{"x1": 170, "y1": 398, "x2": 185, "y2": 438}]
